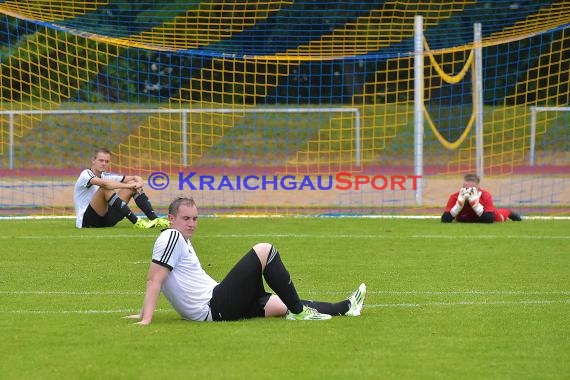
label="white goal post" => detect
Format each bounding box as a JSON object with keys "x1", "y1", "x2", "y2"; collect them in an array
[
  {"x1": 414, "y1": 15, "x2": 484, "y2": 205},
  {"x1": 529, "y1": 106, "x2": 570, "y2": 166},
  {"x1": 1, "y1": 107, "x2": 362, "y2": 170}
]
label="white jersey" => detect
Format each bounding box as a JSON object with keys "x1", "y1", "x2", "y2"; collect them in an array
[
  {"x1": 152, "y1": 229, "x2": 218, "y2": 322},
  {"x1": 73, "y1": 169, "x2": 124, "y2": 228}
]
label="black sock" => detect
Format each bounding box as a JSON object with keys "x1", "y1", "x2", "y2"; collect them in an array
[
  {"x1": 301, "y1": 300, "x2": 350, "y2": 316},
  {"x1": 108, "y1": 193, "x2": 138, "y2": 224},
  {"x1": 133, "y1": 192, "x2": 158, "y2": 220},
  {"x1": 262, "y1": 246, "x2": 303, "y2": 314}
]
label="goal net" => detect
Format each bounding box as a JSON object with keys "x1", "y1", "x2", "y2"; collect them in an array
[{"x1": 0, "y1": 1, "x2": 568, "y2": 216}]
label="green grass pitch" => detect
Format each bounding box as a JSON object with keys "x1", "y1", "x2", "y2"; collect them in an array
[{"x1": 0, "y1": 217, "x2": 568, "y2": 379}]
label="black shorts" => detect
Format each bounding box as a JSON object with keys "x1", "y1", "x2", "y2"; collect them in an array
[
  {"x1": 82, "y1": 204, "x2": 124, "y2": 228},
  {"x1": 209, "y1": 249, "x2": 271, "y2": 321}
]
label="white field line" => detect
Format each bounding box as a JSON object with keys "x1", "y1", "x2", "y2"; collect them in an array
[
  {"x1": 1, "y1": 233, "x2": 570, "y2": 240},
  {"x1": 2, "y1": 215, "x2": 570, "y2": 220},
  {"x1": 1, "y1": 300, "x2": 568, "y2": 315},
  {"x1": 1, "y1": 290, "x2": 568, "y2": 315},
  {"x1": 368, "y1": 299, "x2": 570, "y2": 308},
  {"x1": 309, "y1": 290, "x2": 570, "y2": 295},
  {"x1": 2, "y1": 290, "x2": 569, "y2": 296}
]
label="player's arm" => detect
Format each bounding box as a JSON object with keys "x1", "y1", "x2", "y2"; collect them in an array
[
  {"x1": 126, "y1": 262, "x2": 170, "y2": 325},
  {"x1": 441, "y1": 211, "x2": 454, "y2": 223},
  {"x1": 476, "y1": 190, "x2": 495, "y2": 223},
  {"x1": 442, "y1": 188, "x2": 469, "y2": 223},
  {"x1": 89, "y1": 176, "x2": 140, "y2": 191},
  {"x1": 478, "y1": 211, "x2": 495, "y2": 223},
  {"x1": 122, "y1": 175, "x2": 144, "y2": 187},
  {"x1": 467, "y1": 188, "x2": 494, "y2": 223},
  {"x1": 126, "y1": 230, "x2": 181, "y2": 324}
]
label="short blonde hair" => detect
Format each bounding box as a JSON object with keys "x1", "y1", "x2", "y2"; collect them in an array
[
  {"x1": 92, "y1": 147, "x2": 111, "y2": 158},
  {"x1": 168, "y1": 197, "x2": 196, "y2": 216},
  {"x1": 463, "y1": 174, "x2": 480, "y2": 184}
]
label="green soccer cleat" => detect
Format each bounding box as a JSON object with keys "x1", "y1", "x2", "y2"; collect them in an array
[
  {"x1": 345, "y1": 283, "x2": 367, "y2": 316},
  {"x1": 153, "y1": 217, "x2": 170, "y2": 229},
  {"x1": 133, "y1": 218, "x2": 158, "y2": 229},
  {"x1": 285, "y1": 305, "x2": 332, "y2": 321}
]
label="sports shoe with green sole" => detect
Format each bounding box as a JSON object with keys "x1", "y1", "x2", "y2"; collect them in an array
[
  {"x1": 153, "y1": 217, "x2": 170, "y2": 229},
  {"x1": 345, "y1": 283, "x2": 367, "y2": 316},
  {"x1": 133, "y1": 218, "x2": 158, "y2": 229},
  {"x1": 285, "y1": 305, "x2": 332, "y2": 321}
]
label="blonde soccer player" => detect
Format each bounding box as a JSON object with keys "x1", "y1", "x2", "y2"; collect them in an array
[{"x1": 126, "y1": 197, "x2": 367, "y2": 324}]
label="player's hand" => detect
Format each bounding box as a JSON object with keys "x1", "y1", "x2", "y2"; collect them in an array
[
  {"x1": 451, "y1": 188, "x2": 469, "y2": 217},
  {"x1": 457, "y1": 187, "x2": 469, "y2": 204},
  {"x1": 468, "y1": 187, "x2": 481, "y2": 205},
  {"x1": 123, "y1": 314, "x2": 150, "y2": 325},
  {"x1": 467, "y1": 187, "x2": 484, "y2": 216}
]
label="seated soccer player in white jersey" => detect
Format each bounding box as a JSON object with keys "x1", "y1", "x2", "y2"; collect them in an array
[
  {"x1": 125, "y1": 196, "x2": 367, "y2": 324},
  {"x1": 73, "y1": 147, "x2": 169, "y2": 229}
]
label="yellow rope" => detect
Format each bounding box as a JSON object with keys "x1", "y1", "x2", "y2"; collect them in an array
[
  {"x1": 423, "y1": 38, "x2": 474, "y2": 84},
  {"x1": 423, "y1": 104, "x2": 476, "y2": 150},
  {"x1": 422, "y1": 38, "x2": 476, "y2": 149}
]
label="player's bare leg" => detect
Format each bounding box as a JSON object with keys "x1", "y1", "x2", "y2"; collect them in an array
[
  {"x1": 263, "y1": 294, "x2": 288, "y2": 317},
  {"x1": 89, "y1": 189, "x2": 112, "y2": 216},
  {"x1": 253, "y1": 243, "x2": 331, "y2": 320}
]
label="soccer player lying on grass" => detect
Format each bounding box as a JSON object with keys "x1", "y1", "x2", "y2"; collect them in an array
[
  {"x1": 124, "y1": 196, "x2": 367, "y2": 325},
  {"x1": 73, "y1": 148, "x2": 169, "y2": 229},
  {"x1": 441, "y1": 173, "x2": 522, "y2": 223}
]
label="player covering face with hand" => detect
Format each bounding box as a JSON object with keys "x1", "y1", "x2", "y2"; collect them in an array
[
  {"x1": 125, "y1": 197, "x2": 367, "y2": 325},
  {"x1": 441, "y1": 174, "x2": 522, "y2": 223}
]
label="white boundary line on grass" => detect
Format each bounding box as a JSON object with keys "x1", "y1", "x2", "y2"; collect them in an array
[
  {"x1": 2, "y1": 290, "x2": 568, "y2": 315},
  {"x1": 367, "y1": 299, "x2": 570, "y2": 308},
  {"x1": 1, "y1": 300, "x2": 568, "y2": 315},
  {"x1": 1, "y1": 215, "x2": 570, "y2": 220},
  {"x1": 2, "y1": 233, "x2": 569, "y2": 240},
  {"x1": 2, "y1": 290, "x2": 569, "y2": 296}
]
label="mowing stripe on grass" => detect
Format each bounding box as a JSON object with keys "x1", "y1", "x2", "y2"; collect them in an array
[
  {"x1": 0, "y1": 308, "x2": 171, "y2": 314},
  {"x1": 0, "y1": 290, "x2": 144, "y2": 295},
  {"x1": 411, "y1": 234, "x2": 570, "y2": 239}
]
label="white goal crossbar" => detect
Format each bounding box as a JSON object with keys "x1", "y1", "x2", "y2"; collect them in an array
[{"x1": 1, "y1": 107, "x2": 361, "y2": 169}]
